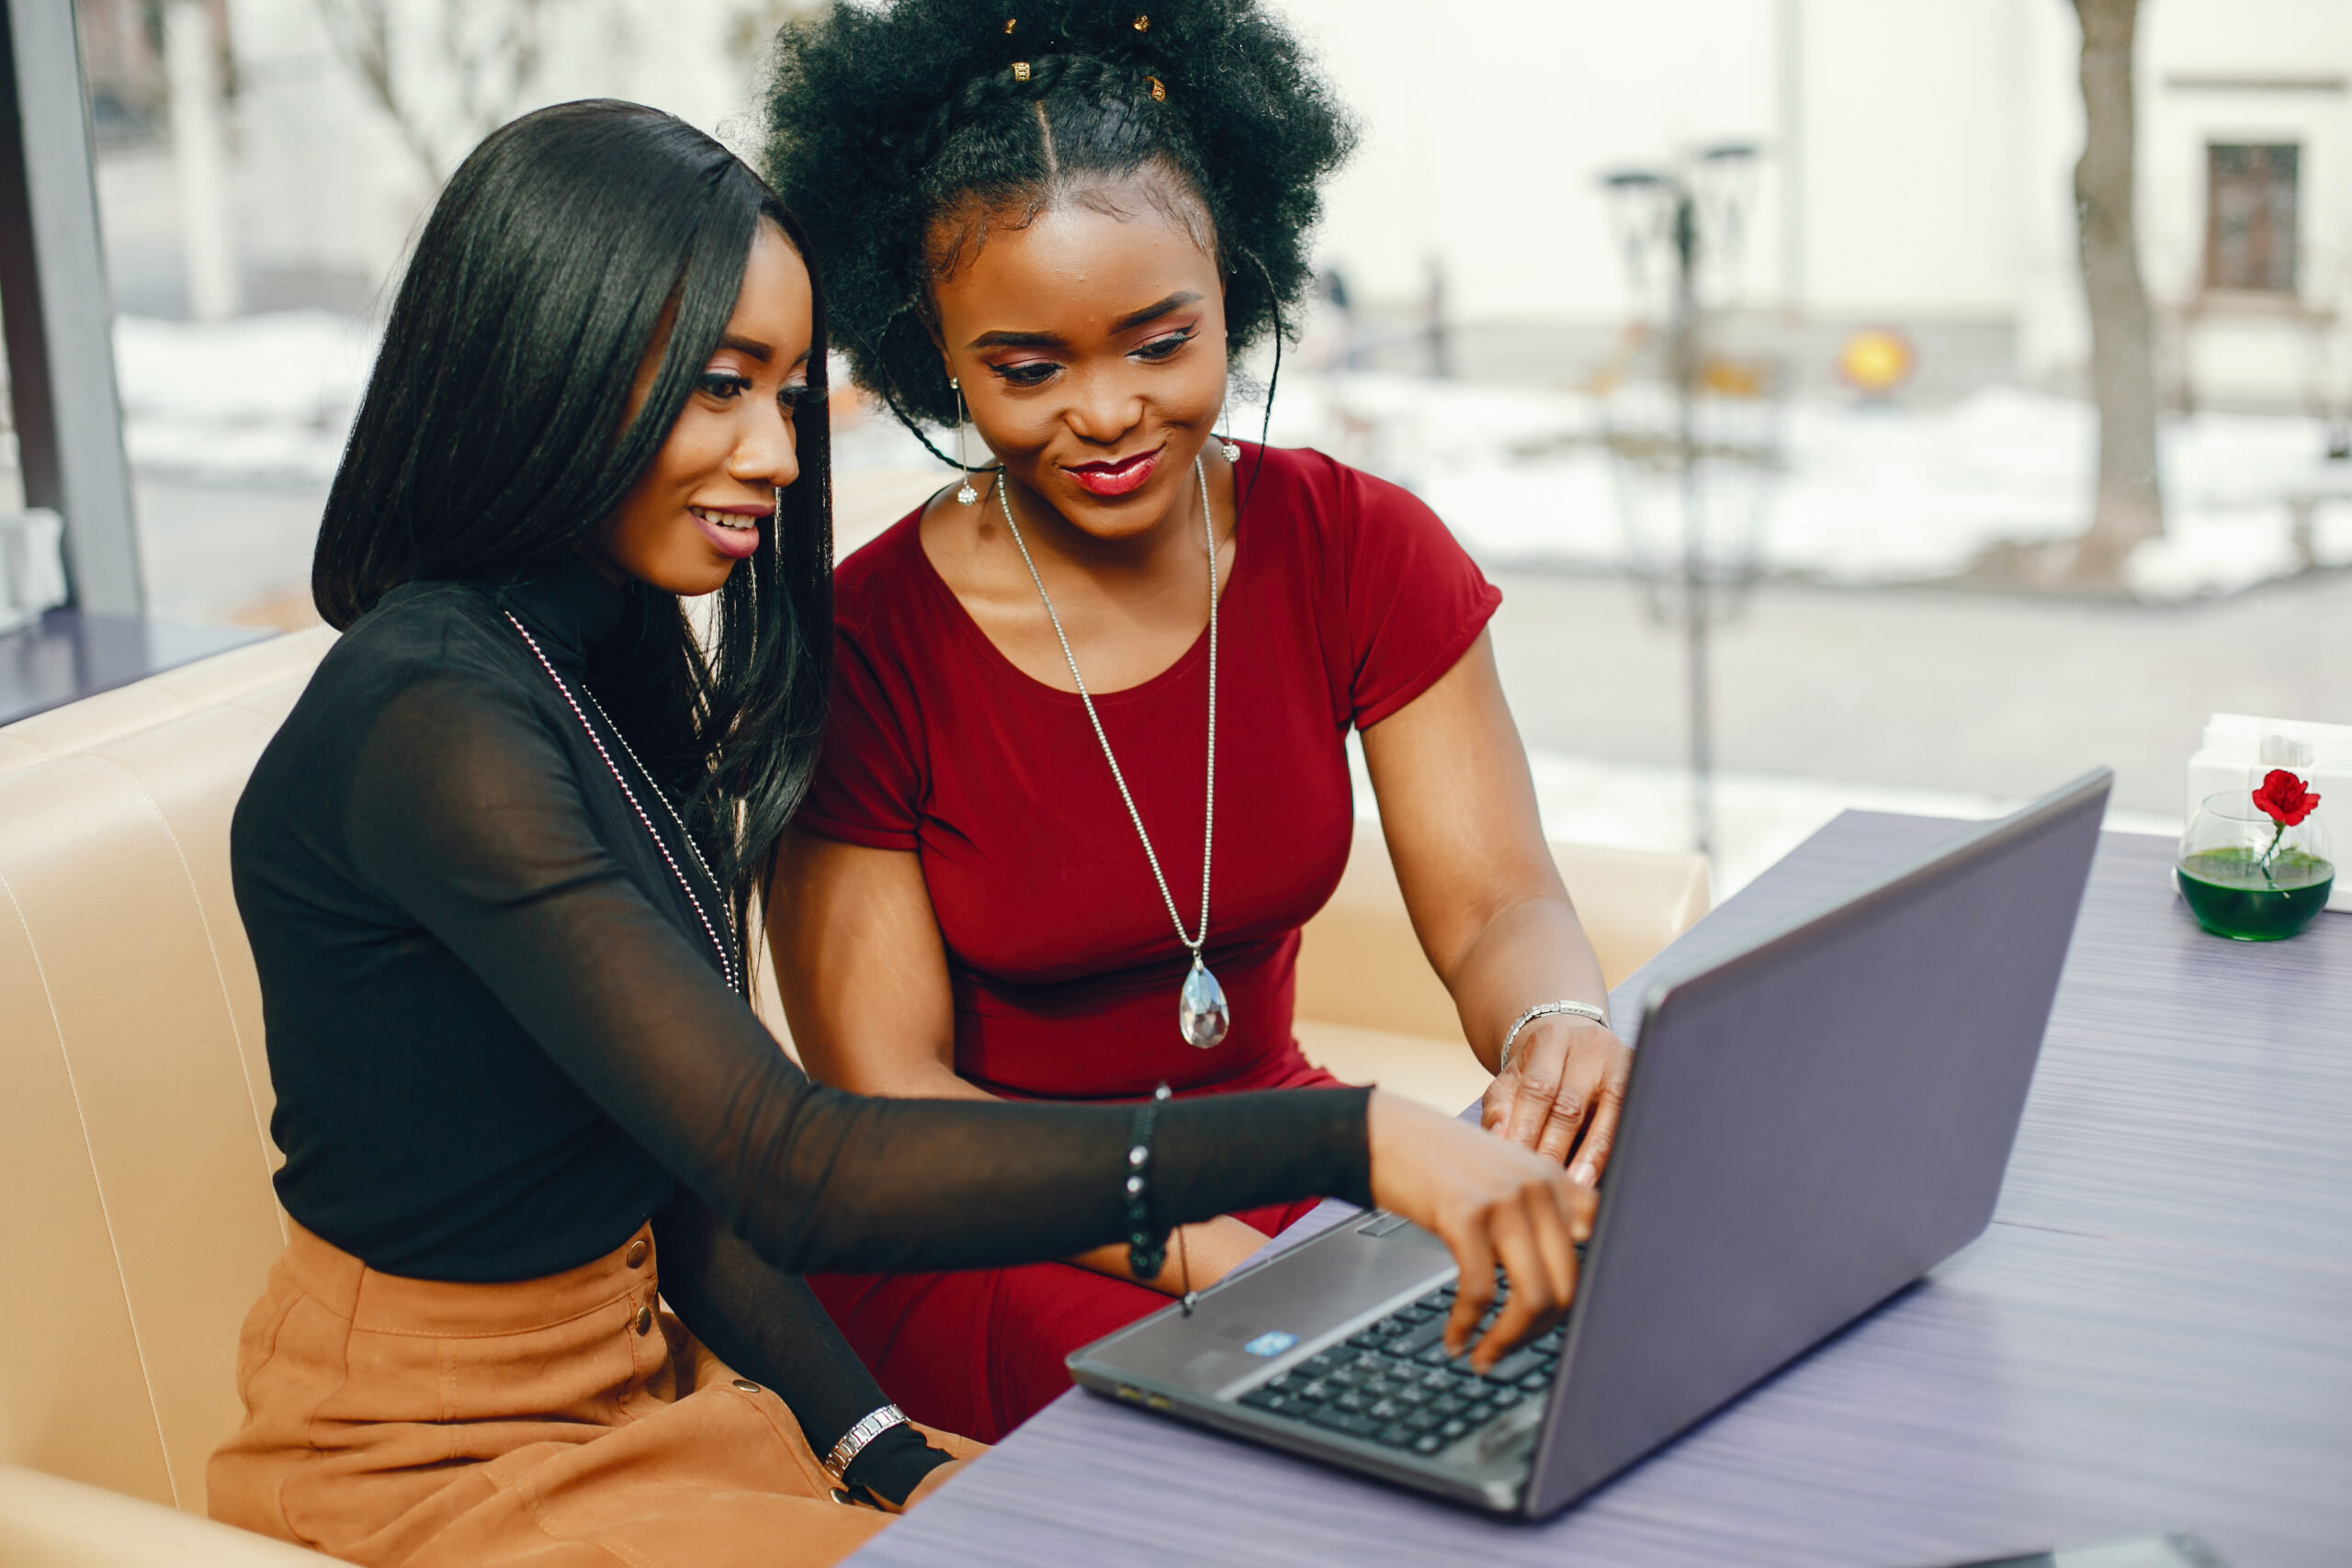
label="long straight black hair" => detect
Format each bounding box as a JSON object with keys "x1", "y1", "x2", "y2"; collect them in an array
[{"x1": 313, "y1": 99, "x2": 832, "y2": 979}]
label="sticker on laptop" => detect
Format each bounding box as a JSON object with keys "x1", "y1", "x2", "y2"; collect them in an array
[{"x1": 1241, "y1": 1331, "x2": 1298, "y2": 1358}]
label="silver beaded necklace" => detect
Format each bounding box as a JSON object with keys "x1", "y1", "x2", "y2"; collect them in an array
[
  {"x1": 504, "y1": 611, "x2": 741, "y2": 995},
  {"x1": 994, "y1": 457, "x2": 1229, "y2": 1050}
]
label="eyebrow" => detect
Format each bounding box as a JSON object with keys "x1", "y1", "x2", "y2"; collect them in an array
[
  {"x1": 717, "y1": 333, "x2": 774, "y2": 362},
  {"x1": 965, "y1": 290, "x2": 1204, "y2": 350}
]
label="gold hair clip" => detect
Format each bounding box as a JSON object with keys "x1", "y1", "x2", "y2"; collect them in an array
[
  {"x1": 1004, "y1": 17, "x2": 1016, "y2": 33},
  {"x1": 1013, "y1": 60, "x2": 1031, "y2": 81},
  {"x1": 1147, "y1": 75, "x2": 1166, "y2": 101},
  {"x1": 1134, "y1": 13, "x2": 1149, "y2": 29}
]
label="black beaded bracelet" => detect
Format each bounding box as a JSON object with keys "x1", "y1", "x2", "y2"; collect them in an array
[{"x1": 1124, "y1": 1083, "x2": 1173, "y2": 1281}]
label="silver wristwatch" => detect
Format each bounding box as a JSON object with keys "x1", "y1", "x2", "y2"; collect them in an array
[
  {"x1": 823, "y1": 1404, "x2": 910, "y2": 1486},
  {"x1": 1498, "y1": 999, "x2": 1611, "y2": 1075}
]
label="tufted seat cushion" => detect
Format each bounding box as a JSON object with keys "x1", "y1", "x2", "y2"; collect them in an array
[{"x1": 0, "y1": 630, "x2": 333, "y2": 1520}]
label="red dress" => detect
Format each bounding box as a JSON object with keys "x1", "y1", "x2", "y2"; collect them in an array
[{"x1": 797, "y1": 445, "x2": 1501, "y2": 1440}]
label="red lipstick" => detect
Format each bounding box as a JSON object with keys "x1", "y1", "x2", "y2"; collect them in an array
[{"x1": 1062, "y1": 446, "x2": 1163, "y2": 498}]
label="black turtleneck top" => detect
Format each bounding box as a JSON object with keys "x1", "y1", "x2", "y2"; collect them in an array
[{"x1": 231, "y1": 555, "x2": 1373, "y2": 1501}]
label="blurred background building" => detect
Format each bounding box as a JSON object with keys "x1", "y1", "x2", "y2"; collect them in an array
[
  {"x1": 70, "y1": 0, "x2": 2352, "y2": 403},
  {"x1": 1297, "y1": 0, "x2": 2351, "y2": 416},
  {"x1": 11, "y1": 0, "x2": 2351, "y2": 892}
]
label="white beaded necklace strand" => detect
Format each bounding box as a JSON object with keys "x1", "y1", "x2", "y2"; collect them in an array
[
  {"x1": 505, "y1": 612, "x2": 741, "y2": 995},
  {"x1": 994, "y1": 456, "x2": 1229, "y2": 1049}
]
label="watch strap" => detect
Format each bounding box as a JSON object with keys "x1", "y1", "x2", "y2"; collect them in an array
[{"x1": 823, "y1": 1404, "x2": 910, "y2": 1485}]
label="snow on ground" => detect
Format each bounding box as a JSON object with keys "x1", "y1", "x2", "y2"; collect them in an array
[
  {"x1": 103, "y1": 312, "x2": 2352, "y2": 601},
  {"x1": 114, "y1": 312, "x2": 379, "y2": 485},
  {"x1": 1262, "y1": 370, "x2": 2352, "y2": 601}
]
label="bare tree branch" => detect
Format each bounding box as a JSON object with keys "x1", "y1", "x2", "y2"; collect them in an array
[
  {"x1": 311, "y1": 0, "x2": 561, "y2": 188},
  {"x1": 313, "y1": 0, "x2": 442, "y2": 187}
]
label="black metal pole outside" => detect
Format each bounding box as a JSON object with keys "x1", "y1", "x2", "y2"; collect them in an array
[{"x1": 1668, "y1": 193, "x2": 1714, "y2": 862}]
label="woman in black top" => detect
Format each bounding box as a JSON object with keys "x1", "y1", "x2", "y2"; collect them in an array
[{"x1": 208, "y1": 100, "x2": 1590, "y2": 1568}]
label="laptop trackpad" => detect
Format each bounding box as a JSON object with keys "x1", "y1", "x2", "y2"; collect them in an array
[{"x1": 1097, "y1": 1215, "x2": 1458, "y2": 1400}]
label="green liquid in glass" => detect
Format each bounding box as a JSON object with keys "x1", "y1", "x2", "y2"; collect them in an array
[{"x1": 2176, "y1": 847, "x2": 2335, "y2": 942}]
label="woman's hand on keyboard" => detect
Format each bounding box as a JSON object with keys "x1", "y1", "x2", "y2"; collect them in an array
[{"x1": 1363, "y1": 1090, "x2": 1596, "y2": 1371}]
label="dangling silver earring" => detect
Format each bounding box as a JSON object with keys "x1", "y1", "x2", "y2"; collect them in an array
[
  {"x1": 1216, "y1": 398, "x2": 1241, "y2": 464},
  {"x1": 953, "y1": 378, "x2": 980, "y2": 505}
]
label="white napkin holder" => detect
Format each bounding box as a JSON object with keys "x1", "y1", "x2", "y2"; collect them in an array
[{"x1": 0, "y1": 509, "x2": 68, "y2": 635}]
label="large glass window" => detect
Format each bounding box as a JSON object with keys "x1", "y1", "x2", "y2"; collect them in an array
[{"x1": 35, "y1": 0, "x2": 2352, "y2": 897}]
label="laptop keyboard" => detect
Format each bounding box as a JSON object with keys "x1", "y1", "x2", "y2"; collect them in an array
[{"x1": 1234, "y1": 1276, "x2": 1564, "y2": 1459}]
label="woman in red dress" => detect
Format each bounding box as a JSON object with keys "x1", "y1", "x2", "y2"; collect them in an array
[{"x1": 761, "y1": 0, "x2": 1634, "y2": 1443}]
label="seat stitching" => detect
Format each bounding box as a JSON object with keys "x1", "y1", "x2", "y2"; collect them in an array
[
  {"x1": 104, "y1": 756, "x2": 288, "y2": 1244},
  {"x1": 0, "y1": 690, "x2": 198, "y2": 764},
  {"x1": 0, "y1": 863, "x2": 182, "y2": 1507}
]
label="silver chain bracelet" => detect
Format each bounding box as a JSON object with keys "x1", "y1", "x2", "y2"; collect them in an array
[{"x1": 1498, "y1": 1000, "x2": 1612, "y2": 1076}]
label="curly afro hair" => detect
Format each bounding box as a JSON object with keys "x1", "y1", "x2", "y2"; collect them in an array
[{"x1": 761, "y1": 0, "x2": 1354, "y2": 440}]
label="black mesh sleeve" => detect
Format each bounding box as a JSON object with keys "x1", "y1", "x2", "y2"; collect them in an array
[
  {"x1": 650, "y1": 1191, "x2": 949, "y2": 1506},
  {"x1": 346, "y1": 673, "x2": 1373, "y2": 1275}
]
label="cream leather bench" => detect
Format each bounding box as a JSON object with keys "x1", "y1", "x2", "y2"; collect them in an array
[
  {"x1": 1295, "y1": 832, "x2": 1710, "y2": 1113},
  {"x1": 0, "y1": 626, "x2": 1704, "y2": 1564},
  {"x1": 0, "y1": 627, "x2": 338, "y2": 1563},
  {"x1": 0, "y1": 1465, "x2": 326, "y2": 1567}
]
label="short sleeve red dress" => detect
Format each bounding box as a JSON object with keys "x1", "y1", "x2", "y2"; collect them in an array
[{"x1": 798, "y1": 444, "x2": 1501, "y2": 1440}]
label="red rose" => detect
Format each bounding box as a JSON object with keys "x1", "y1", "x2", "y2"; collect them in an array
[{"x1": 2253, "y1": 769, "x2": 2321, "y2": 828}]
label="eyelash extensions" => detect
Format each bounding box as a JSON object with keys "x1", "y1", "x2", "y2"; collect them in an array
[
  {"x1": 987, "y1": 325, "x2": 1195, "y2": 388},
  {"x1": 697, "y1": 371, "x2": 815, "y2": 412},
  {"x1": 1136, "y1": 328, "x2": 1193, "y2": 359}
]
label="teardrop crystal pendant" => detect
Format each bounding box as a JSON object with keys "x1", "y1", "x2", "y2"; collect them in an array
[
  {"x1": 1219, "y1": 437, "x2": 1241, "y2": 463},
  {"x1": 956, "y1": 479, "x2": 979, "y2": 505},
  {"x1": 1179, "y1": 956, "x2": 1229, "y2": 1049}
]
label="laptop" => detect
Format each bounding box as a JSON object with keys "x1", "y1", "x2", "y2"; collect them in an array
[{"x1": 1068, "y1": 769, "x2": 2112, "y2": 1518}]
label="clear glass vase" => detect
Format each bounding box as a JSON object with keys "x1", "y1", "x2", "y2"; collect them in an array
[{"x1": 2176, "y1": 792, "x2": 2335, "y2": 942}]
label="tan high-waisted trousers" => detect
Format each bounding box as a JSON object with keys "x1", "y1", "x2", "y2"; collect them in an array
[{"x1": 209, "y1": 1219, "x2": 980, "y2": 1567}]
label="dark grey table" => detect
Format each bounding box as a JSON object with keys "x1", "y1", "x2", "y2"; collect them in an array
[
  {"x1": 0, "y1": 608, "x2": 265, "y2": 725},
  {"x1": 854, "y1": 815, "x2": 2352, "y2": 1568}
]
